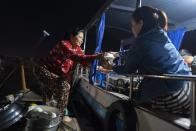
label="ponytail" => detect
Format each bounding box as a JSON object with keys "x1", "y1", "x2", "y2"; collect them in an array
[{"x1": 155, "y1": 9, "x2": 168, "y2": 31}]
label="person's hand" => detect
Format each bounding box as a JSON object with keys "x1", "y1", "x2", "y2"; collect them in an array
[
  {"x1": 100, "y1": 58, "x2": 113, "y2": 70},
  {"x1": 95, "y1": 53, "x2": 113, "y2": 70},
  {"x1": 95, "y1": 53, "x2": 105, "y2": 61},
  {"x1": 108, "y1": 51, "x2": 119, "y2": 57},
  {"x1": 104, "y1": 62, "x2": 113, "y2": 70},
  {"x1": 98, "y1": 66, "x2": 113, "y2": 73},
  {"x1": 183, "y1": 56, "x2": 193, "y2": 67}
]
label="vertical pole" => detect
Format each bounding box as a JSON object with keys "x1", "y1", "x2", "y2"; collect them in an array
[
  {"x1": 80, "y1": 66, "x2": 83, "y2": 77},
  {"x1": 20, "y1": 64, "x2": 28, "y2": 91},
  {"x1": 86, "y1": 68, "x2": 88, "y2": 78},
  {"x1": 83, "y1": 31, "x2": 87, "y2": 53},
  {"x1": 81, "y1": 31, "x2": 87, "y2": 78},
  {"x1": 105, "y1": 73, "x2": 109, "y2": 90},
  {"x1": 76, "y1": 64, "x2": 79, "y2": 76},
  {"x1": 136, "y1": 0, "x2": 142, "y2": 8},
  {"x1": 191, "y1": 80, "x2": 196, "y2": 130},
  {"x1": 129, "y1": 76, "x2": 133, "y2": 99}
]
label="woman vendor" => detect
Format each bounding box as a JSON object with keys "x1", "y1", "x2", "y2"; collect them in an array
[{"x1": 35, "y1": 28, "x2": 104, "y2": 123}]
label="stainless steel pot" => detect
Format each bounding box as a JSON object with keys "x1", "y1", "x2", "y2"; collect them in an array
[
  {"x1": 25, "y1": 105, "x2": 60, "y2": 131},
  {"x1": 0, "y1": 101, "x2": 28, "y2": 130}
]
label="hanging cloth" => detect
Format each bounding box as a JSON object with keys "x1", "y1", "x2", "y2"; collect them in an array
[{"x1": 89, "y1": 13, "x2": 106, "y2": 84}]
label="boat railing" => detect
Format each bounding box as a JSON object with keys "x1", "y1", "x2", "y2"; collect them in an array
[
  {"x1": 77, "y1": 66, "x2": 196, "y2": 129},
  {"x1": 128, "y1": 74, "x2": 196, "y2": 130}
]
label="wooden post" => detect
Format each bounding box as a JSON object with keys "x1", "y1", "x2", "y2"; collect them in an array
[{"x1": 20, "y1": 64, "x2": 29, "y2": 91}]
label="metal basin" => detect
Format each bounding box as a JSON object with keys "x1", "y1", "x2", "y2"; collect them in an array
[
  {"x1": 0, "y1": 101, "x2": 28, "y2": 130},
  {"x1": 25, "y1": 105, "x2": 60, "y2": 131}
]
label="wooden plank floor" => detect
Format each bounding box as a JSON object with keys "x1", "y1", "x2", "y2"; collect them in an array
[{"x1": 21, "y1": 90, "x2": 43, "y2": 102}]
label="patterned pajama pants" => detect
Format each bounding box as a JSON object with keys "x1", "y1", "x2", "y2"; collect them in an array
[
  {"x1": 35, "y1": 66, "x2": 70, "y2": 118},
  {"x1": 151, "y1": 83, "x2": 191, "y2": 116}
]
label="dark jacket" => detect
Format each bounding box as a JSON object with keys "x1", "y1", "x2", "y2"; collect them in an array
[
  {"x1": 113, "y1": 27, "x2": 191, "y2": 103},
  {"x1": 191, "y1": 56, "x2": 196, "y2": 74}
]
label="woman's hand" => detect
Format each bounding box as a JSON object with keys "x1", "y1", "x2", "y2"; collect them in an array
[
  {"x1": 108, "y1": 51, "x2": 119, "y2": 57},
  {"x1": 103, "y1": 62, "x2": 113, "y2": 70},
  {"x1": 95, "y1": 53, "x2": 103, "y2": 59},
  {"x1": 95, "y1": 53, "x2": 114, "y2": 70},
  {"x1": 97, "y1": 66, "x2": 113, "y2": 73},
  {"x1": 100, "y1": 59, "x2": 113, "y2": 70},
  {"x1": 95, "y1": 53, "x2": 106, "y2": 62}
]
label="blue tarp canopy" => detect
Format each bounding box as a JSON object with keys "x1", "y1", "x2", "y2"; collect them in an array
[
  {"x1": 89, "y1": 13, "x2": 106, "y2": 85},
  {"x1": 168, "y1": 28, "x2": 186, "y2": 50}
]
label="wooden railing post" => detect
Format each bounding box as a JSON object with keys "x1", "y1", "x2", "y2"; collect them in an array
[{"x1": 20, "y1": 64, "x2": 29, "y2": 91}]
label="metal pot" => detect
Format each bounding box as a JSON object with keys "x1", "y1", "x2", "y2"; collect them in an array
[
  {"x1": 25, "y1": 105, "x2": 60, "y2": 131},
  {"x1": 0, "y1": 101, "x2": 28, "y2": 130}
]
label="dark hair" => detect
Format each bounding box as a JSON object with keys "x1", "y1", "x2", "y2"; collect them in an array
[
  {"x1": 157, "y1": 9, "x2": 168, "y2": 31},
  {"x1": 132, "y1": 6, "x2": 167, "y2": 35},
  {"x1": 63, "y1": 27, "x2": 84, "y2": 40},
  {"x1": 179, "y1": 49, "x2": 192, "y2": 56},
  {"x1": 70, "y1": 27, "x2": 84, "y2": 37}
]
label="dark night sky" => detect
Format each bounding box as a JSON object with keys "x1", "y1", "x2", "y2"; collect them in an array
[
  {"x1": 0, "y1": 0, "x2": 107, "y2": 95},
  {"x1": 0, "y1": 0, "x2": 106, "y2": 57},
  {"x1": 0, "y1": 0, "x2": 196, "y2": 57},
  {"x1": 0, "y1": 0, "x2": 196, "y2": 96}
]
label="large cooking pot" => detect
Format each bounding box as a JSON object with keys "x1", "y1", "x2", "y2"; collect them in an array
[
  {"x1": 0, "y1": 101, "x2": 28, "y2": 130},
  {"x1": 25, "y1": 105, "x2": 60, "y2": 131}
]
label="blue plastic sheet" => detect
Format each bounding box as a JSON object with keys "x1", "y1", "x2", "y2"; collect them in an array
[
  {"x1": 89, "y1": 13, "x2": 105, "y2": 85},
  {"x1": 167, "y1": 27, "x2": 186, "y2": 50},
  {"x1": 95, "y1": 71, "x2": 106, "y2": 88}
]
